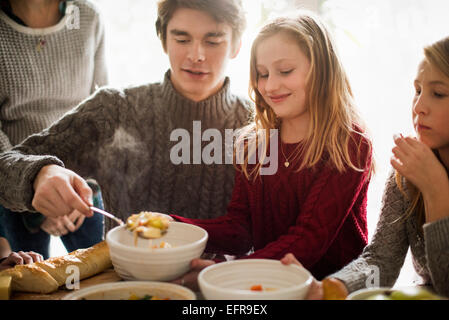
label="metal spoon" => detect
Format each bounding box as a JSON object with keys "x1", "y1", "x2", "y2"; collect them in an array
[{"x1": 90, "y1": 206, "x2": 124, "y2": 226}]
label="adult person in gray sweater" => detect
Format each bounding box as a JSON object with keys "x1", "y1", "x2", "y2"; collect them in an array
[
  {"x1": 0, "y1": 0, "x2": 252, "y2": 234},
  {"x1": 281, "y1": 36, "x2": 449, "y2": 299},
  {"x1": 0, "y1": 0, "x2": 107, "y2": 259}
]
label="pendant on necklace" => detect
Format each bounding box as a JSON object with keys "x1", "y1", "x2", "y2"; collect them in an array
[
  {"x1": 284, "y1": 161, "x2": 290, "y2": 168},
  {"x1": 36, "y1": 38, "x2": 46, "y2": 52}
]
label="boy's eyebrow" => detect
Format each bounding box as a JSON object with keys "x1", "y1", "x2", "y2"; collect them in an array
[
  {"x1": 169, "y1": 29, "x2": 226, "y2": 38},
  {"x1": 205, "y1": 31, "x2": 226, "y2": 38},
  {"x1": 170, "y1": 29, "x2": 189, "y2": 36}
]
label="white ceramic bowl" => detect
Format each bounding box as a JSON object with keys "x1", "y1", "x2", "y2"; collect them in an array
[
  {"x1": 198, "y1": 259, "x2": 313, "y2": 300},
  {"x1": 106, "y1": 222, "x2": 208, "y2": 281},
  {"x1": 62, "y1": 281, "x2": 196, "y2": 300}
]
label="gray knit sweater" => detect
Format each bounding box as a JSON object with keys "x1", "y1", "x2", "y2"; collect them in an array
[
  {"x1": 0, "y1": 0, "x2": 107, "y2": 152},
  {"x1": 331, "y1": 171, "x2": 449, "y2": 297},
  {"x1": 0, "y1": 71, "x2": 253, "y2": 232}
]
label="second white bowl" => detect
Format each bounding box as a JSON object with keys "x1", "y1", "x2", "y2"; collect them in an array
[{"x1": 198, "y1": 259, "x2": 313, "y2": 300}]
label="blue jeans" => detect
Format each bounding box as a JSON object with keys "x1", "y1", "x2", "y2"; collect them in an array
[{"x1": 0, "y1": 188, "x2": 104, "y2": 259}]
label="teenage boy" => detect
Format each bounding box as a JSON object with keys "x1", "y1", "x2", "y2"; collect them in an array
[{"x1": 0, "y1": 0, "x2": 251, "y2": 233}]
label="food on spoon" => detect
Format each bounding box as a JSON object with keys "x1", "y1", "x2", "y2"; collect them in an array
[{"x1": 126, "y1": 211, "x2": 171, "y2": 242}]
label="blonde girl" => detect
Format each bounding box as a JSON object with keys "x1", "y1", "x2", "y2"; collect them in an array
[
  {"x1": 282, "y1": 36, "x2": 449, "y2": 299},
  {"x1": 172, "y1": 11, "x2": 374, "y2": 290}
]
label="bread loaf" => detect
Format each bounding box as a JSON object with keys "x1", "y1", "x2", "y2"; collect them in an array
[
  {"x1": 0, "y1": 241, "x2": 112, "y2": 294},
  {"x1": 0, "y1": 264, "x2": 59, "y2": 294}
]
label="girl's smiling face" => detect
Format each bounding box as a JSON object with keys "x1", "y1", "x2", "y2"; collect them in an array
[
  {"x1": 413, "y1": 59, "x2": 449, "y2": 152},
  {"x1": 255, "y1": 32, "x2": 311, "y2": 126}
]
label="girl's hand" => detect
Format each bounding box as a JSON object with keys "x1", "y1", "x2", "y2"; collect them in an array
[
  {"x1": 391, "y1": 135, "x2": 448, "y2": 196},
  {"x1": 391, "y1": 135, "x2": 449, "y2": 222},
  {"x1": 280, "y1": 253, "x2": 349, "y2": 300},
  {"x1": 280, "y1": 253, "x2": 324, "y2": 299},
  {"x1": 172, "y1": 258, "x2": 215, "y2": 292},
  {"x1": 0, "y1": 251, "x2": 44, "y2": 271}
]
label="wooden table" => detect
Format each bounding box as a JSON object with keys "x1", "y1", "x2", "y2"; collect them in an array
[{"x1": 12, "y1": 268, "x2": 123, "y2": 300}]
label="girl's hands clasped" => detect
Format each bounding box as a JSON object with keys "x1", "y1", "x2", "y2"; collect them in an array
[
  {"x1": 391, "y1": 134, "x2": 449, "y2": 222},
  {"x1": 391, "y1": 135, "x2": 448, "y2": 195}
]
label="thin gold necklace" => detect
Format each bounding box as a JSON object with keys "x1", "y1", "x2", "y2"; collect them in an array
[
  {"x1": 281, "y1": 142, "x2": 293, "y2": 168},
  {"x1": 281, "y1": 138, "x2": 303, "y2": 168}
]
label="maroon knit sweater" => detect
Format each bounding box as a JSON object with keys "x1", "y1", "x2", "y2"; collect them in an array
[{"x1": 173, "y1": 135, "x2": 372, "y2": 280}]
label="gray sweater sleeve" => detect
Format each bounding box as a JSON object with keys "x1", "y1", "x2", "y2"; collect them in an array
[
  {"x1": 423, "y1": 216, "x2": 449, "y2": 297},
  {"x1": 0, "y1": 94, "x2": 12, "y2": 151},
  {"x1": 0, "y1": 124, "x2": 12, "y2": 152},
  {"x1": 329, "y1": 171, "x2": 410, "y2": 293},
  {"x1": 0, "y1": 88, "x2": 126, "y2": 212}
]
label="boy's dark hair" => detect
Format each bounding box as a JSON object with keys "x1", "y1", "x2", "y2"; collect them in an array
[{"x1": 156, "y1": 0, "x2": 246, "y2": 50}]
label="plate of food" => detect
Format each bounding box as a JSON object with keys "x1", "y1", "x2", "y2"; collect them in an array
[{"x1": 62, "y1": 281, "x2": 196, "y2": 300}]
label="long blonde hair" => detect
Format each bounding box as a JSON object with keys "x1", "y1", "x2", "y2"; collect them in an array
[
  {"x1": 395, "y1": 36, "x2": 449, "y2": 230},
  {"x1": 238, "y1": 12, "x2": 374, "y2": 180}
]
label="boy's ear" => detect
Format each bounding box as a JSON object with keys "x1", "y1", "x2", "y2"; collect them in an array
[{"x1": 230, "y1": 40, "x2": 242, "y2": 59}]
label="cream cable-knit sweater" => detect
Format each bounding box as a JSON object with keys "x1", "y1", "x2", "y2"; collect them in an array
[
  {"x1": 0, "y1": 71, "x2": 253, "y2": 232},
  {"x1": 331, "y1": 171, "x2": 449, "y2": 297},
  {"x1": 0, "y1": 0, "x2": 107, "y2": 152}
]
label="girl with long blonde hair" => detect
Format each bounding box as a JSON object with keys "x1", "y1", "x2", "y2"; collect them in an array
[
  {"x1": 239, "y1": 12, "x2": 373, "y2": 180},
  {"x1": 282, "y1": 36, "x2": 449, "y2": 299},
  {"x1": 172, "y1": 12, "x2": 374, "y2": 288}
]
